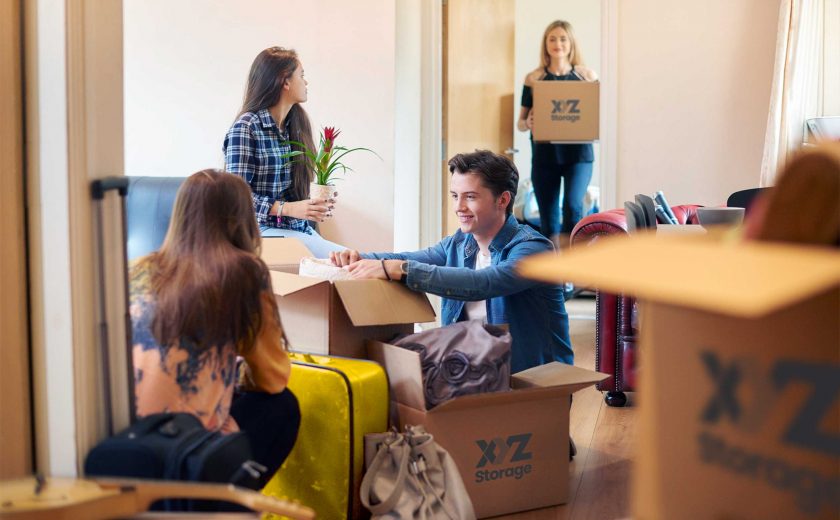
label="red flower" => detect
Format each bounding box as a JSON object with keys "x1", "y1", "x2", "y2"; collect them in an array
[{"x1": 323, "y1": 126, "x2": 341, "y2": 153}]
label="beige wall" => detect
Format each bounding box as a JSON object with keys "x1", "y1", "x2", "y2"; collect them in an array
[
  {"x1": 617, "y1": 0, "x2": 779, "y2": 206},
  {"x1": 123, "y1": 0, "x2": 396, "y2": 252}
]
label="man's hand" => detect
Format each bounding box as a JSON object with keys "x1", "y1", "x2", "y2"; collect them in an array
[
  {"x1": 330, "y1": 249, "x2": 361, "y2": 267},
  {"x1": 347, "y1": 259, "x2": 404, "y2": 281},
  {"x1": 282, "y1": 198, "x2": 334, "y2": 222}
]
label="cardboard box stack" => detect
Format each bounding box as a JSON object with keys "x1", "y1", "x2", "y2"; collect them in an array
[{"x1": 519, "y1": 232, "x2": 840, "y2": 520}]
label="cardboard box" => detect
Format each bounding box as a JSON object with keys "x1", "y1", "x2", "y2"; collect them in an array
[
  {"x1": 260, "y1": 237, "x2": 312, "y2": 273},
  {"x1": 532, "y1": 80, "x2": 599, "y2": 142},
  {"x1": 270, "y1": 272, "x2": 436, "y2": 358},
  {"x1": 519, "y1": 232, "x2": 840, "y2": 520},
  {"x1": 367, "y1": 340, "x2": 608, "y2": 518}
]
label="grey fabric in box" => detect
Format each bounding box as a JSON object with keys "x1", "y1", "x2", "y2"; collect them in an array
[{"x1": 393, "y1": 320, "x2": 512, "y2": 409}]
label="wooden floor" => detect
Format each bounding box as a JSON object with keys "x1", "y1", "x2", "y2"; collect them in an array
[{"x1": 494, "y1": 297, "x2": 636, "y2": 520}]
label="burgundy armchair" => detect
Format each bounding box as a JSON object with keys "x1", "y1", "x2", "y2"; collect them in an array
[{"x1": 570, "y1": 205, "x2": 702, "y2": 406}]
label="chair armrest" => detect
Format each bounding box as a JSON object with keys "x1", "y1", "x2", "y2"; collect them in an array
[{"x1": 571, "y1": 204, "x2": 704, "y2": 246}]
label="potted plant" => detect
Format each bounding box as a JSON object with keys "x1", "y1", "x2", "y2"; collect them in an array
[{"x1": 282, "y1": 127, "x2": 378, "y2": 218}]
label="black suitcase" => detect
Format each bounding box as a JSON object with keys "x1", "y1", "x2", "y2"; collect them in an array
[{"x1": 83, "y1": 178, "x2": 264, "y2": 510}]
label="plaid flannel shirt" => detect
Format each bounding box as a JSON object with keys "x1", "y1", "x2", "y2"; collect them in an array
[{"x1": 223, "y1": 109, "x2": 311, "y2": 233}]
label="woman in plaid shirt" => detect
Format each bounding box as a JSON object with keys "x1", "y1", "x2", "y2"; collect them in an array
[{"x1": 224, "y1": 47, "x2": 345, "y2": 258}]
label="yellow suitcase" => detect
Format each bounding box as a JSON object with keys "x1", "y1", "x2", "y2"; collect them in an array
[{"x1": 263, "y1": 353, "x2": 389, "y2": 520}]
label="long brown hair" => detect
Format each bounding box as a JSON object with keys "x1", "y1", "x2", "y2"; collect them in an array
[
  {"x1": 238, "y1": 47, "x2": 315, "y2": 201},
  {"x1": 149, "y1": 169, "x2": 280, "y2": 352},
  {"x1": 540, "y1": 20, "x2": 584, "y2": 70}
]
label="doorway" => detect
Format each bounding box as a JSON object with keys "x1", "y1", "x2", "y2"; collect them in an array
[
  {"x1": 442, "y1": 0, "x2": 515, "y2": 236},
  {"x1": 442, "y1": 0, "x2": 611, "y2": 238}
]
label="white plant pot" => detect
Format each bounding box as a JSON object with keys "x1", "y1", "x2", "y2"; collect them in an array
[{"x1": 310, "y1": 182, "x2": 337, "y2": 219}]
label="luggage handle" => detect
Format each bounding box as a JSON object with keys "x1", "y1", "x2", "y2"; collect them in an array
[
  {"x1": 91, "y1": 176, "x2": 136, "y2": 435},
  {"x1": 91, "y1": 177, "x2": 130, "y2": 199}
]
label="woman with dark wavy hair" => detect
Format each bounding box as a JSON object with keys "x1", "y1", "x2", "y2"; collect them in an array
[
  {"x1": 224, "y1": 46, "x2": 345, "y2": 258},
  {"x1": 131, "y1": 170, "x2": 300, "y2": 491}
]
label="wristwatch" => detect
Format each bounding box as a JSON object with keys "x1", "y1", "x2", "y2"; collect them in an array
[{"x1": 399, "y1": 261, "x2": 409, "y2": 282}]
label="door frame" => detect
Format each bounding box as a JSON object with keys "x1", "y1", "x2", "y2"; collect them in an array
[
  {"x1": 422, "y1": 0, "x2": 618, "y2": 240},
  {"x1": 25, "y1": 0, "x2": 125, "y2": 476},
  {"x1": 0, "y1": 0, "x2": 33, "y2": 479}
]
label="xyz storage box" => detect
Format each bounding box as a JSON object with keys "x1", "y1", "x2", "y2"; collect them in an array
[
  {"x1": 368, "y1": 340, "x2": 608, "y2": 518},
  {"x1": 520, "y1": 232, "x2": 840, "y2": 520},
  {"x1": 531, "y1": 80, "x2": 599, "y2": 142}
]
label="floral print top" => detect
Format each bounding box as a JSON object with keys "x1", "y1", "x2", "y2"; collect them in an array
[{"x1": 130, "y1": 257, "x2": 290, "y2": 434}]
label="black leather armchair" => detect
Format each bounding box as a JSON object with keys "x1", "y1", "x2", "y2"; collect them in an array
[{"x1": 126, "y1": 176, "x2": 186, "y2": 260}]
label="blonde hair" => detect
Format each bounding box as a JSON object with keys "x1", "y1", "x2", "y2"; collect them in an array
[{"x1": 540, "y1": 20, "x2": 583, "y2": 70}]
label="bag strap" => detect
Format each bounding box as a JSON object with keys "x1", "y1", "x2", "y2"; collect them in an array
[
  {"x1": 418, "y1": 470, "x2": 459, "y2": 520},
  {"x1": 359, "y1": 439, "x2": 410, "y2": 514},
  {"x1": 410, "y1": 451, "x2": 460, "y2": 520}
]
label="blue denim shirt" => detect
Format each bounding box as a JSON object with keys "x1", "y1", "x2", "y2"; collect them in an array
[{"x1": 363, "y1": 215, "x2": 572, "y2": 373}]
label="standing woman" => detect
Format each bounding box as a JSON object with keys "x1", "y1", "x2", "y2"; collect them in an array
[
  {"x1": 131, "y1": 170, "x2": 300, "y2": 493},
  {"x1": 224, "y1": 47, "x2": 345, "y2": 258},
  {"x1": 517, "y1": 20, "x2": 598, "y2": 247}
]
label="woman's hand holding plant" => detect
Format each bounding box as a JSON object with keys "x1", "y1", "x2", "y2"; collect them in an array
[{"x1": 280, "y1": 198, "x2": 335, "y2": 222}]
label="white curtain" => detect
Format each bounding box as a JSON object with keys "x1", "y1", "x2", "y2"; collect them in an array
[{"x1": 760, "y1": 0, "x2": 824, "y2": 187}]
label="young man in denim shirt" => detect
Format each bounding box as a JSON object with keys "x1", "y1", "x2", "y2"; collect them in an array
[{"x1": 330, "y1": 150, "x2": 572, "y2": 373}]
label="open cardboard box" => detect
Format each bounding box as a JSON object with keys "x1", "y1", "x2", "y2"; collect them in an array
[
  {"x1": 519, "y1": 232, "x2": 840, "y2": 520},
  {"x1": 260, "y1": 237, "x2": 312, "y2": 273},
  {"x1": 367, "y1": 340, "x2": 608, "y2": 518},
  {"x1": 270, "y1": 272, "x2": 436, "y2": 358}
]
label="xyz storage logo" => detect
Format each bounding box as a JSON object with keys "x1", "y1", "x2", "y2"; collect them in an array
[
  {"x1": 474, "y1": 433, "x2": 533, "y2": 483},
  {"x1": 550, "y1": 99, "x2": 581, "y2": 123},
  {"x1": 697, "y1": 351, "x2": 839, "y2": 515}
]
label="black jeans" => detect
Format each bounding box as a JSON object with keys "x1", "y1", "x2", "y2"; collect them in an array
[
  {"x1": 531, "y1": 161, "x2": 593, "y2": 237},
  {"x1": 230, "y1": 388, "x2": 301, "y2": 489},
  {"x1": 178, "y1": 389, "x2": 300, "y2": 512}
]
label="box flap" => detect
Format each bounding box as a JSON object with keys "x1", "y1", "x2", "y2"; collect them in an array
[
  {"x1": 518, "y1": 233, "x2": 840, "y2": 317},
  {"x1": 334, "y1": 280, "x2": 436, "y2": 326},
  {"x1": 366, "y1": 340, "x2": 427, "y2": 410},
  {"x1": 260, "y1": 237, "x2": 312, "y2": 270},
  {"x1": 269, "y1": 271, "x2": 327, "y2": 297},
  {"x1": 511, "y1": 362, "x2": 609, "y2": 393}
]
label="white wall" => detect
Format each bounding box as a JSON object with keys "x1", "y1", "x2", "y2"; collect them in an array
[
  {"x1": 513, "y1": 0, "x2": 602, "y2": 187},
  {"x1": 394, "y1": 1, "x2": 422, "y2": 252},
  {"x1": 123, "y1": 0, "x2": 396, "y2": 251},
  {"x1": 28, "y1": 0, "x2": 79, "y2": 477},
  {"x1": 616, "y1": 0, "x2": 779, "y2": 206}
]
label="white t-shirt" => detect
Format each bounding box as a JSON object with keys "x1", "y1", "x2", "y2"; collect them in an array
[{"x1": 464, "y1": 251, "x2": 491, "y2": 322}]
